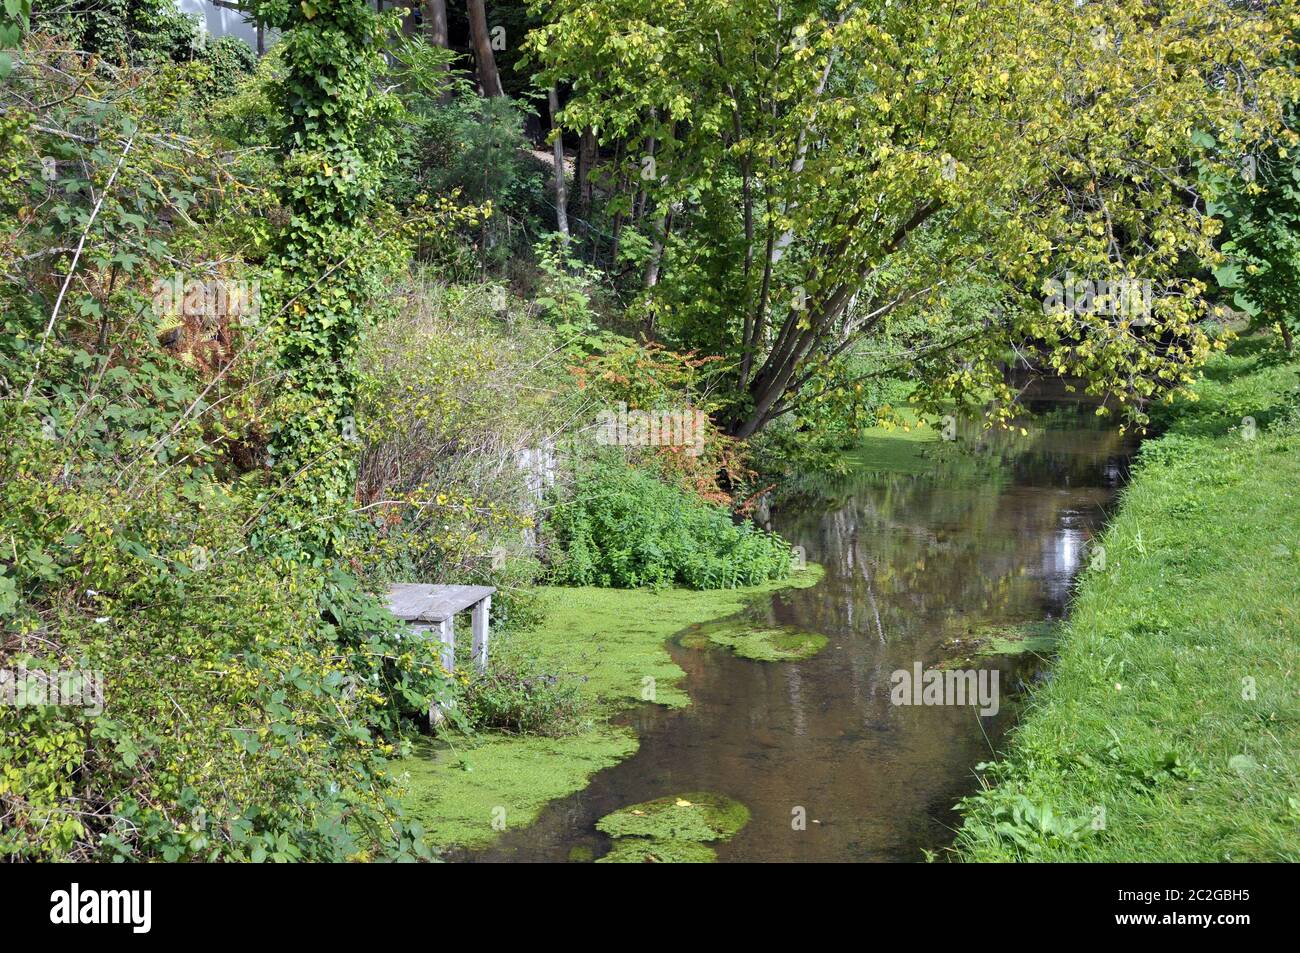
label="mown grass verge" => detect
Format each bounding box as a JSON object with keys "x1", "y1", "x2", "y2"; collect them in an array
[{"x1": 953, "y1": 339, "x2": 1300, "y2": 861}]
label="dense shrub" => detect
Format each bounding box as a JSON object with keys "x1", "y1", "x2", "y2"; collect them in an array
[
  {"x1": 543, "y1": 456, "x2": 794, "y2": 589},
  {"x1": 0, "y1": 39, "x2": 450, "y2": 861},
  {"x1": 461, "y1": 651, "x2": 587, "y2": 737},
  {"x1": 35, "y1": 0, "x2": 201, "y2": 65},
  {"x1": 388, "y1": 89, "x2": 548, "y2": 272},
  {"x1": 197, "y1": 35, "x2": 258, "y2": 102},
  {"x1": 354, "y1": 276, "x2": 577, "y2": 632}
]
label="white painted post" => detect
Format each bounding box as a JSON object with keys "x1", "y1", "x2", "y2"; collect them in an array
[
  {"x1": 471, "y1": 595, "x2": 491, "y2": 673},
  {"x1": 437, "y1": 617, "x2": 455, "y2": 673}
]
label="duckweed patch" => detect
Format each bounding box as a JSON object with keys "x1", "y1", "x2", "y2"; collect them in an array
[
  {"x1": 678, "y1": 617, "x2": 828, "y2": 661},
  {"x1": 975, "y1": 621, "x2": 1059, "y2": 656},
  {"x1": 396, "y1": 730, "x2": 638, "y2": 849},
  {"x1": 396, "y1": 568, "x2": 822, "y2": 850},
  {"x1": 596, "y1": 792, "x2": 750, "y2": 863},
  {"x1": 598, "y1": 839, "x2": 718, "y2": 863}
]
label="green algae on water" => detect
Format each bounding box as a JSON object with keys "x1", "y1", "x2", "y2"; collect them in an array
[
  {"x1": 395, "y1": 568, "x2": 822, "y2": 850},
  {"x1": 677, "y1": 617, "x2": 828, "y2": 661},
  {"x1": 975, "y1": 620, "x2": 1059, "y2": 656},
  {"x1": 595, "y1": 791, "x2": 750, "y2": 863},
  {"x1": 940, "y1": 619, "x2": 1059, "y2": 667},
  {"x1": 597, "y1": 839, "x2": 718, "y2": 863},
  {"x1": 395, "y1": 729, "x2": 638, "y2": 849}
]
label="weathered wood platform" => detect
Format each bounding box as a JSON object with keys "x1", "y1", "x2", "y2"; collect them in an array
[
  {"x1": 387, "y1": 583, "x2": 495, "y2": 727},
  {"x1": 387, "y1": 583, "x2": 495, "y2": 672}
]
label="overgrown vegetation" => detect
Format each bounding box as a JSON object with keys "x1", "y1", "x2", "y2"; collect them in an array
[
  {"x1": 3, "y1": 0, "x2": 1298, "y2": 864},
  {"x1": 543, "y1": 455, "x2": 793, "y2": 589}
]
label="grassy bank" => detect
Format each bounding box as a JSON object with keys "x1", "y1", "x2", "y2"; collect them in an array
[
  {"x1": 954, "y1": 340, "x2": 1300, "y2": 861},
  {"x1": 395, "y1": 568, "x2": 822, "y2": 850}
]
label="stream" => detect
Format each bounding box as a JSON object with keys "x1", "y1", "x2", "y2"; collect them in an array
[{"x1": 467, "y1": 392, "x2": 1138, "y2": 862}]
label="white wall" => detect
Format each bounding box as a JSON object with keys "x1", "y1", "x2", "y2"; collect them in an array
[{"x1": 176, "y1": 1, "x2": 274, "y2": 52}]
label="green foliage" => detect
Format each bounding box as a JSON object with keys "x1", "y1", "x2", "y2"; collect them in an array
[
  {"x1": 35, "y1": 0, "x2": 202, "y2": 65},
  {"x1": 534, "y1": 234, "x2": 608, "y2": 349},
  {"x1": 353, "y1": 277, "x2": 569, "y2": 631},
  {"x1": 390, "y1": 90, "x2": 546, "y2": 269},
  {"x1": 543, "y1": 455, "x2": 793, "y2": 589},
  {"x1": 0, "y1": 1, "x2": 32, "y2": 78},
  {"x1": 462, "y1": 652, "x2": 587, "y2": 737},
  {"x1": 1210, "y1": 94, "x2": 1300, "y2": 348},
  {"x1": 0, "y1": 32, "x2": 451, "y2": 861},
  {"x1": 196, "y1": 35, "x2": 259, "y2": 103},
  {"x1": 243, "y1": 0, "x2": 402, "y2": 560},
  {"x1": 0, "y1": 365, "x2": 452, "y2": 860},
  {"x1": 529, "y1": 0, "x2": 1300, "y2": 436}
]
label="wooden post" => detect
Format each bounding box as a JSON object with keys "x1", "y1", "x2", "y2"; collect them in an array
[
  {"x1": 471, "y1": 595, "x2": 490, "y2": 673},
  {"x1": 437, "y1": 617, "x2": 455, "y2": 673}
]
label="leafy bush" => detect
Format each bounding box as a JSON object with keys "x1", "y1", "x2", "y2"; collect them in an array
[
  {"x1": 36, "y1": 0, "x2": 201, "y2": 65},
  {"x1": 197, "y1": 36, "x2": 258, "y2": 102},
  {"x1": 543, "y1": 455, "x2": 793, "y2": 589},
  {"x1": 0, "y1": 386, "x2": 453, "y2": 860},
  {"x1": 387, "y1": 89, "x2": 547, "y2": 272},
  {"x1": 0, "y1": 38, "x2": 450, "y2": 861},
  {"x1": 354, "y1": 276, "x2": 574, "y2": 632},
  {"x1": 461, "y1": 652, "x2": 587, "y2": 737}
]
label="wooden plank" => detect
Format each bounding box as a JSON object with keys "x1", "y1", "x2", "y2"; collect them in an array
[
  {"x1": 387, "y1": 583, "x2": 496, "y2": 623},
  {"x1": 437, "y1": 618, "x2": 455, "y2": 673},
  {"x1": 470, "y1": 595, "x2": 491, "y2": 673}
]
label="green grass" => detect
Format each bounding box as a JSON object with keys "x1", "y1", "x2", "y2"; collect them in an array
[
  {"x1": 954, "y1": 339, "x2": 1300, "y2": 861},
  {"x1": 393, "y1": 567, "x2": 823, "y2": 849},
  {"x1": 848, "y1": 406, "x2": 943, "y2": 474}
]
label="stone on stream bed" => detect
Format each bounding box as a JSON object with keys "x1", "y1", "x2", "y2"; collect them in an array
[
  {"x1": 676, "y1": 617, "x2": 828, "y2": 661},
  {"x1": 595, "y1": 792, "x2": 750, "y2": 863}
]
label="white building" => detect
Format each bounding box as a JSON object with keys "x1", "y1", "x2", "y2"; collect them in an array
[
  {"x1": 176, "y1": 1, "x2": 273, "y2": 52},
  {"x1": 177, "y1": 2, "x2": 408, "y2": 53}
]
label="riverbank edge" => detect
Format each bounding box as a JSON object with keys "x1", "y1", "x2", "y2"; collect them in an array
[
  {"x1": 394, "y1": 565, "x2": 825, "y2": 852},
  {"x1": 952, "y1": 341, "x2": 1300, "y2": 861}
]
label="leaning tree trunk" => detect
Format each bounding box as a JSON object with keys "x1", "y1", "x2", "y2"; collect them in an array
[{"x1": 466, "y1": 0, "x2": 504, "y2": 97}]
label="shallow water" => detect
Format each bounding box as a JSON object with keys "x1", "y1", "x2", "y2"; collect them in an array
[{"x1": 466, "y1": 399, "x2": 1136, "y2": 862}]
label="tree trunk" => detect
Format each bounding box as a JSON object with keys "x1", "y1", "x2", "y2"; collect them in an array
[
  {"x1": 466, "y1": 0, "x2": 504, "y2": 97},
  {"x1": 423, "y1": 0, "x2": 449, "y2": 48},
  {"x1": 423, "y1": 0, "x2": 452, "y2": 101},
  {"x1": 577, "y1": 128, "x2": 597, "y2": 216},
  {"x1": 549, "y1": 87, "x2": 569, "y2": 239}
]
